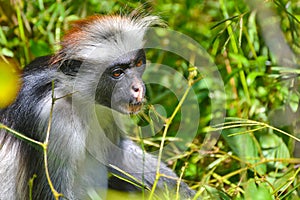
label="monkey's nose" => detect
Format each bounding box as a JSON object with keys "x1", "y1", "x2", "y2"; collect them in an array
[{"x1": 131, "y1": 84, "x2": 144, "y2": 102}]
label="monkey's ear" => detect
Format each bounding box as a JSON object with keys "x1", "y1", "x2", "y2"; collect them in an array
[{"x1": 59, "y1": 59, "x2": 82, "y2": 76}]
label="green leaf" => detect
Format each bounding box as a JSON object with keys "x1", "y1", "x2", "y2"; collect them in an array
[
  {"x1": 245, "y1": 179, "x2": 273, "y2": 200},
  {"x1": 289, "y1": 92, "x2": 299, "y2": 112},
  {"x1": 246, "y1": 72, "x2": 264, "y2": 86},
  {"x1": 229, "y1": 53, "x2": 250, "y2": 67},
  {"x1": 248, "y1": 11, "x2": 260, "y2": 52},
  {"x1": 259, "y1": 133, "x2": 290, "y2": 169},
  {"x1": 222, "y1": 129, "x2": 267, "y2": 175},
  {"x1": 272, "y1": 170, "x2": 294, "y2": 193},
  {"x1": 1, "y1": 47, "x2": 14, "y2": 57},
  {"x1": 204, "y1": 185, "x2": 231, "y2": 200},
  {"x1": 29, "y1": 39, "x2": 52, "y2": 57}
]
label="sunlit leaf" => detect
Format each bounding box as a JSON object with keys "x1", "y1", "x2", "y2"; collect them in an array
[
  {"x1": 0, "y1": 59, "x2": 21, "y2": 108},
  {"x1": 1, "y1": 48, "x2": 14, "y2": 57},
  {"x1": 288, "y1": 92, "x2": 299, "y2": 112}
]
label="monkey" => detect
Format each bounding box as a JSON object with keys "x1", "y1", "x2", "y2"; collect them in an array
[{"x1": 0, "y1": 14, "x2": 196, "y2": 199}]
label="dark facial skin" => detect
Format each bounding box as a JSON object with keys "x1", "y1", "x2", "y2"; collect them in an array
[{"x1": 95, "y1": 49, "x2": 146, "y2": 114}]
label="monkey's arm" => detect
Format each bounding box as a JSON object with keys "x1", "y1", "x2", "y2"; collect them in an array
[{"x1": 108, "y1": 139, "x2": 196, "y2": 199}]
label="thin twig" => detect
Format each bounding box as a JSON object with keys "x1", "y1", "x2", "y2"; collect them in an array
[
  {"x1": 42, "y1": 81, "x2": 64, "y2": 199},
  {"x1": 149, "y1": 56, "x2": 198, "y2": 199}
]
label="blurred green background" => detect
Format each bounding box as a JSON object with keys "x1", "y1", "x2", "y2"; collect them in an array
[{"x1": 1, "y1": 0, "x2": 300, "y2": 199}]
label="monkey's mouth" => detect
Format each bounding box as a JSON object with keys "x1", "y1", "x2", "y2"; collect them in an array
[{"x1": 127, "y1": 102, "x2": 143, "y2": 114}]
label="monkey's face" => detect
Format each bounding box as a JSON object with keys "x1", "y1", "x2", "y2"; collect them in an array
[{"x1": 95, "y1": 49, "x2": 146, "y2": 114}]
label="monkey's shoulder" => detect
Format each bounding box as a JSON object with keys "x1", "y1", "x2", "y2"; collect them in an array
[
  {"x1": 23, "y1": 55, "x2": 55, "y2": 73},
  {"x1": 24, "y1": 55, "x2": 82, "y2": 77}
]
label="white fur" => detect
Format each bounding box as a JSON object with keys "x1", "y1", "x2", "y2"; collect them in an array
[{"x1": 0, "y1": 138, "x2": 19, "y2": 200}]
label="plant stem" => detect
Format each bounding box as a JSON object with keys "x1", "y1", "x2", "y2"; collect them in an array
[{"x1": 149, "y1": 73, "x2": 194, "y2": 199}]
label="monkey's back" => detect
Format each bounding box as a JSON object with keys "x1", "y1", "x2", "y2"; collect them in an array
[{"x1": 0, "y1": 56, "x2": 63, "y2": 200}]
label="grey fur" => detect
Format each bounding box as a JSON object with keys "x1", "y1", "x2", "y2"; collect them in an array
[{"x1": 0, "y1": 14, "x2": 195, "y2": 199}]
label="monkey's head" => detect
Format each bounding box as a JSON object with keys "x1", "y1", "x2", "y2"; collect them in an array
[{"x1": 55, "y1": 14, "x2": 160, "y2": 114}]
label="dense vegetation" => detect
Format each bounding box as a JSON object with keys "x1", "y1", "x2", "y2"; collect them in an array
[{"x1": 0, "y1": 0, "x2": 299, "y2": 199}]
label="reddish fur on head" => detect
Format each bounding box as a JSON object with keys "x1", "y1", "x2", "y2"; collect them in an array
[
  {"x1": 62, "y1": 15, "x2": 106, "y2": 48},
  {"x1": 51, "y1": 14, "x2": 161, "y2": 65}
]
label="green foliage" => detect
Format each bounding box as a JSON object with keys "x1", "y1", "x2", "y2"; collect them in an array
[
  {"x1": 244, "y1": 179, "x2": 273, "y2": 200},
  {"x1": 1, "y1": 0, "x2": 300, "y2": 199}
]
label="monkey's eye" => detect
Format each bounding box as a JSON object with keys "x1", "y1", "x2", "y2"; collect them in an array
[
  {"x1": 112, "y1": 69, "x2": 124, "y2": 78},
  {"x1": 136, "y1": 59, "x2": 144, "y2": 67}
]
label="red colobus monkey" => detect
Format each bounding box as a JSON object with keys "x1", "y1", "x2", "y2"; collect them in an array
[{"x1": 0, "y1": 14, "x2": 195, "y2": 199}]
